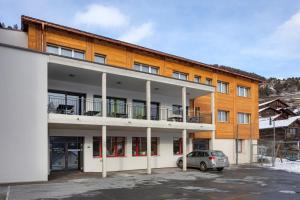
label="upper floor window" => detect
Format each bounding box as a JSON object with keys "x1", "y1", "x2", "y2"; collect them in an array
[
  {"x1": 237, "y1": 86, "x2": 250, "y2": 97},
  {"x1": 46, "y1": 44, "x2": 85, "y2": 60},
  {"x1": 218, "y1": 110, "x2": 229, "y2": 122},
  {"x1": 94, "y1": 54, "x2": 106, "y2": 64},
  {"x1": 173, "y1": 71, "x2": 188, "y2": 80},
  {"x1": 134, "y1": 62, "x2": 159, "y2": 74},
  {"x1": 238, "y1": 113, "x2": 250, "y2": 124},
  {"x1": 206, "y1": 78, "x2": 213, "y2": 85},
  {"x1": 217, "y1": 81, "x2": 229, "y2": 94},
  {"x1": 194, "y1": 76, "x2": 201, "y2": 83}
]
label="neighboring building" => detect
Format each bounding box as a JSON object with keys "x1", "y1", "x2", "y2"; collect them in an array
[
  {"x1": 0, "y1": 16, "x2": 261, "y2": 184},
  {"x1": 259, "y1": 98, "x2": 300, "y2": 141}
]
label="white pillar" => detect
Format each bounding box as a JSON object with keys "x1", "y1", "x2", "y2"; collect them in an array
[
  {"x1": 101, "y1": 72, "x2": 107, "y2": 178},
  {"x1": 147, "y1": 127, "x2": 151, "y2": 174},
  {"x1": 182, "y1": 129, "x2": 187, "y2": 171},
  {"x1": 102, "y1": 125, "x2": 107, "y2": 178},
  {"x1": 210, "y1": 92, "x2": 215, "y2": 150},
  {"x1": 146, "y1": 80, "x2": 151, "y2": 120},
  {"x1": 102, "y1": 73, "x2": 107, "y2": 117},
  {"x1": 182, "y1": 87, "x2": 186, "y2": 122}
]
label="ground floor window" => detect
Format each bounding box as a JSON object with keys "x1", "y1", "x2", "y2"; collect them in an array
[
  {"x1": 193, "y1": 139, "x2": 209, "y2": 150},
  {"x1": 132, "y1": 137, "x2": 158, "y2": 156},
  {"x1": 173, "y1": 137, "x2": 183, "y2": 155},
  {"x1": 237, "y1": 139, "x2": 243, "y2": 153},
  {"x1": 93, "y1": 137, "x2": 126, "y2": 157}
]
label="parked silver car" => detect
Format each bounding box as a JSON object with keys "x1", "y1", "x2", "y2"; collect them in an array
[{"x1": 176, "y1": 150, "x2": 229, "y2": 171}]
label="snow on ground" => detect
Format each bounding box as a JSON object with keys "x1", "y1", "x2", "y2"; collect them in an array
[{"x1": 263, "y1": 158, "x2": 300, "y2": 174}]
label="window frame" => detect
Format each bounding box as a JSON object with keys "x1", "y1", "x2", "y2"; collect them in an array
[
  {"x1": 194, "y1": 75, "x2": 201, "y2": 83},
  {"x1": 93, "y1": 136, "x2": 126, "y2": 157},
  {"x1": 217, "y1": 81, "x2": 229, "y2": 94},
  {"x1": 94, "y1": 53, "x2": 106, "y2": 64},
  {"x1": 133, "y1": 62, "x2": 159, "y2": 75},
  {"x1": 173, "y1": 71, "x2": 188, "y2": 80},
  {"x1": 132, "y1": 137, "x2": 159, "y2": 156},
  {"x1": 46, "y1": 44, "x2": 85, "y2": 60},
  {"x1": 237, "y1": 86, "x2": 250, "y2": 97},
  {"x1": 218, "y1": 110, "x2": 229, "y2": 123},
  {"x1": 237, "y1": 113, "x2": 251, "y2": 124},
  {"x1": 206, "y1": 78, "x2": 213, "y2": 85},
  {"x1": 173, "y1": 137, "x2": 183, "y2": 155}
]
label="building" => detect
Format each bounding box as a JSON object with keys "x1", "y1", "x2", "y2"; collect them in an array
[
  {"x1": 0, "y1": 16, "x2": 261, "y2": 184},
  {"x1": 259, "y1": 98, "x2": 300, "y2": 141}
]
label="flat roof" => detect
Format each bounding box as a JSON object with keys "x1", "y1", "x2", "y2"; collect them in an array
[{"x1": 21, "y1": 15, "x2": 264, "y2": 82}]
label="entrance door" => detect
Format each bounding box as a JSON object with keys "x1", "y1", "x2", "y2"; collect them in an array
[{"x1": 50, "y1": 137, "x2": 83, "y2": 171}]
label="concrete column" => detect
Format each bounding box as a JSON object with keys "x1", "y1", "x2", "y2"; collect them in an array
[
  {"x1": 102, "y1": 125, "x2": 107, "y2": 178},
  {"x1": 210, "y1": 92, "x2": 215, "y2": 150},
  {"x1": 182, "y1": 129, "x2": 187, "y2": 171},
  {"x1": 102, "y1": 73, "x2": 107, "y2": 117},
  {"x1": 146, "y1": 80, "x2": 151, "y2": 120},
  {"x1": 182, "y1": 87, "x2": 187, "y2": 122},
  {"x1": 147, "y1": 127, "x2": 151, "y2": 174}
]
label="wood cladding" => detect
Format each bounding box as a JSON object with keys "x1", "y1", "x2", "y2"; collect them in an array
[{"x1": 26, "y1": 22, "x2": 259, "y2": 140}]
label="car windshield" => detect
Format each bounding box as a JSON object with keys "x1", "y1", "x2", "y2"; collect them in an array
[{"x1": 211, "y1": 151, "x2": 224, "y2": 157}]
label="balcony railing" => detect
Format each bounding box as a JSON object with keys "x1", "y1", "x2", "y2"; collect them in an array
[{"x1": 48, "y1": 96, "x2": 212, "y2": 124}]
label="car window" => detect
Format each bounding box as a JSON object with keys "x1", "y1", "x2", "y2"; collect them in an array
[
  {"x1": 187, "y1": 152, "x2": 195, "y2": 157},
  {"x1": 204, "y1": 152, "x2": 209, "y2": 157},
  {"x1": 211, "y1": 151, "x2": 224, "y2": 157}
]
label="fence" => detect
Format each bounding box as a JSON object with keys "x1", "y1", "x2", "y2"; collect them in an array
[{"x1": 252, "y1": 139, "x2": 300, "y2": 165}]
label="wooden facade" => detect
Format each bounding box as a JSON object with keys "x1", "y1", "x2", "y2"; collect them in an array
[{"x1": 22, "y1": 16, "x2": 260, "y2": 140}]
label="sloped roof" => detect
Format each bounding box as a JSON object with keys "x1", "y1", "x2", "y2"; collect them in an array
[
  {"x1": 21, "y1": 15, "x2": 264, "y2": 82},
  {"x1": 259, "y1": 116, "x2": 300, "y2": 129},
  {"x1": 259, "y1": 98, "x2": 289, "y2": 108}
]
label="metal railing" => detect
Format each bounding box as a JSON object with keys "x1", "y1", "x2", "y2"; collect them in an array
[
  {"x1": 48, "y1": 96, "x2": 102, "y2": 116},
  {"x1": 48, "y1": 96, "x2": 212, "y2": 124}
]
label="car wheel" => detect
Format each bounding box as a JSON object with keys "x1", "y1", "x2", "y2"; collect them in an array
[
  {"x1": 199, "y1": 162, "x2": 207, "y2": 171},
  {"x1": 217, "y1": 167, "x2": 224, "y2": 171},
  {"x1": 178, "y1": 160, "x2": 183, "y2": 169}
]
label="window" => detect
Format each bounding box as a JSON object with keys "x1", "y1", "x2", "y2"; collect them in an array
[
  {"x1": 134, "y1": 62, "x2": 159, "y2": 74},
  {"x1": 194, "y1": 76, "x2": 201, "y2": 83},
  {"x1": 74, "y1": 51, "x2": 85, "y2": 59},
  {"x1": 173, "y1": 137, "x2": 183, "y2": 155},
  {"x1": 46, "y1": 44, "x2": 85, "y2": 60},
  {"x1": 61, "y1": 48, "x2": 72, "y2": 57},
  {"x1": 107, "y1": 97, "x2": 127, "y2": 117},
  {"x1": 94, "y1": 54, "x2": 106, "y2": 64},
  {"x1": 218, "y1": 110, "x2": 229, "y2": 122},
  {"x1": 172, "y1": 105, "x2": 189, "y2": 116},
  {"x1": 93, "y1": 137, "x2": 125, "y2": 157},
  {"x1": 132, "y1": 137, "x2": 158, "y2": 156},
  {"x1": 237, "y1": 139, "x2": 243, "y2": 153},
  {"x1": 173, "y1": 71, "x2": 188, "y2": 80},
  {"x1": 287, "y1": 128, "x2": 297, "y2": 138},
  {"x1": 206, "y1": 78, "x2": 213, "y2": 85},
  {"x1": 217, "y1": 81, "x2": 229, "y2": 94},
  {"x1": 237, "y1": 86, "x2": 250, "y2": 97},
  {"x1": 46, "y1": 45, "x2": 59, "y2": 54},
  {"x1": 238, "y1": 113, "x2": 250, "y2": 124}
]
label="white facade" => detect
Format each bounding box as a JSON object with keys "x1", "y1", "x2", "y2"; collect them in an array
[
  {"x1": 0, "y1": 45, "x2": 48, "y2": 183},
  {"x1": 0, "y1": 29, "x2": 255, "y2": 184}
]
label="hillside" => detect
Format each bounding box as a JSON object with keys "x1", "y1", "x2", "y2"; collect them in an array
[{"x1": 259, "y1": 77, "x2": 300, "y2": 113}]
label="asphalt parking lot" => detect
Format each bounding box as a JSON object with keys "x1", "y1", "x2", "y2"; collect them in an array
[{"x1": 0, "y1": 165, "x2": 299, "y2": 200}]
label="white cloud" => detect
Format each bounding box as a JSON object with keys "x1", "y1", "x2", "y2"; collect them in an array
[
  {"x1": 244, "y1": 10, "x2": 300, "y2": 59},
  {"x1": 74, "y1": 4, "x2": 128, "y2": 28},
  {"x1": 118, "y1": 22, "x2": 154, "y2": 43}
]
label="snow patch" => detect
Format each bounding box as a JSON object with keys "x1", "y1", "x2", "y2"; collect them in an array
[
  {"x1": 279, "y1": 190, "x2": 296, "y2": 194},
  {"x1": 181, "y1": 186, "x2": 228, "y2": 193},
  {"x1": 264, "y1": 158, "x2": 300, "y2": 174}
]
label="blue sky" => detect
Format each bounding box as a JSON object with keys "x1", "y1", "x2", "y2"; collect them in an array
[{"x1": 1, "y1": 0, "x2": 300, "y2": 78}]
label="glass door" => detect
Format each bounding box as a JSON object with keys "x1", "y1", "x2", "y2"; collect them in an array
[{"x1": 51, "y1": 142, "x2": 66, "y2": 170}]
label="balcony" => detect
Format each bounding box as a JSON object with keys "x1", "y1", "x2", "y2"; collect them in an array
[
  {"x1": 47, "y1": 56, "x2": 215, "y2": 130},
  {"x1": 48, "y1": 96, "x2": 212, "y2": 124}
]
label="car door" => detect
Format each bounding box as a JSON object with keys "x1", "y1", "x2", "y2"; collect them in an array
[{"x1": 186, "y1": 152, "x2": 196, "y2": 167}]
